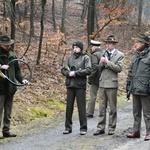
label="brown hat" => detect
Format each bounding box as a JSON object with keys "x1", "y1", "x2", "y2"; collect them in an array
[
  {"x1": 103, "y1": 35, "x2": 118, "y2": 43},
  {"x1": 137, "y1": 33, "x2": 150, "y2": 45},
  {"x1": 0, "y1": 35, "x2": 14, "y2": 45}
]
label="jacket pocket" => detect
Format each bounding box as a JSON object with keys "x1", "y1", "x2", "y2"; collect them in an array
[
  {"x1": 76, "y1": 78, "x2": 86, "y2": 87},
  {"x1": 65, "y1": 78, "x2": 71, "y2": 86}
]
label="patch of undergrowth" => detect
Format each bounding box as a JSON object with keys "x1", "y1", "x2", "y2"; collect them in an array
[{"x1": 12, "y1": 96, "x2": 66, "y2": 125}]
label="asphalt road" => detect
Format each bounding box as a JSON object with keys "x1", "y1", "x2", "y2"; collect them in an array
[{"x1": 0, "y1": 101, "x2": 149, "y2": 150}]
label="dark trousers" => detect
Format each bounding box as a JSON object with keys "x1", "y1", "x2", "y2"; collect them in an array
[
  {"x1": 0, "y1": 94, "x2": 14, "y2": 133},
  {"x1": 65, "y1": 88, "x2": 87, "y2": 131}
]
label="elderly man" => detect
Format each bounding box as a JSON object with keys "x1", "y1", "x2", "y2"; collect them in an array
[
  {"x1": 126, "y1": 33, "x2": 150, "y2": 141},
  {"x1": 87, "y1": 40, "x2": 102, "y2": 118},
  {"x1": 93, "y1": 35, "x2": 124, "y2": 136}
]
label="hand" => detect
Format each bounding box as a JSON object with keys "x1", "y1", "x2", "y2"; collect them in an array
[
  {"x1": 69, "y1": 71, "x2": 75, "y2": 77},
  {"x1": 22, "y1": 79, "x2": 29, "y2": 85},
  {"x1": 100, "y1": 57, "x2": 108, "y2": 65},
  {"x1": 0, "y1": 65, "x2": 9, "y2": 70}
]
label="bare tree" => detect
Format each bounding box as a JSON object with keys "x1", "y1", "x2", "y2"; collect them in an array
[
  {"x1": 138, "y1": 0, "x2": 143, "y2": 32},
  {"x1": 36, "y1": 0, "x2": 46, "y2": 65},
  {"x1": 61, "y1": 0, "x2": 67, "y2": 33},
  {"x1": 52, "y1": 0, "x2": 56, "y2": 30},
  {"x1": 10, "y1": 0, "x2": 16, "y2": 51},
  {"x1": 81, "y1": 0, "x2": 88, "y2": 21},
  {"x1": 30, "y1": 0, "x2": 35, "y2": 36},
  {"x1": 87, "y1": 0, "x2": 96, "y2": 43}
]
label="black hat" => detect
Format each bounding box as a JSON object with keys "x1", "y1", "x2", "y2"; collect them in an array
[
  {"x1": 137, "y1": 33, "x2": 150, "y2": 45},
  {"x1": 0, "y1": 35, "x2": 14, "y2": 45},
  {"x1": 103, "y1": 35, "x2": 118, "y2": 43},
  {"x1": 72, "y1": 41, "x2": 83, "y2": 50},
  {"x1": 90, "y1": 40, "x2": 101, "y2": 46}
]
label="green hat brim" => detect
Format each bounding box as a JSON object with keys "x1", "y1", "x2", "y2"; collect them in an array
[
  {"x1": 103, "y1": 40, "x2": 118, "y2": 43},
  {"x1": 0, "y1": 39, "x2": 14, "y2": 45},
  {"x1": 137, "y1": 38, "x2": 149, "y2": 45}
]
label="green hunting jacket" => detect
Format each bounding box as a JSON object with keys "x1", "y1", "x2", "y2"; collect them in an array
[
  {"x1": 0, "y1": 47, "x2": 24, "y2": 95},
  {"x1": 88, "y1": 48, "x2": 102, "y2": 85},
  {"x1": 127, "y1": 46, "x2": 150, "y2": 95}
]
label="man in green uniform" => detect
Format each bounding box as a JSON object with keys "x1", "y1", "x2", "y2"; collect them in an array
[
  {"x1": 126, "y1": 33, "x2": 150, "y2": 141},
  {"x1": 0, "y1": 35, "x2": 28, "y2": 138},
  {"x1": 87, "y1": 40, "x2": 102, "y2": 118}
]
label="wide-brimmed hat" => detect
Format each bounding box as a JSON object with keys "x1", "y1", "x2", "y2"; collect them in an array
[
  {"x1": 103, "y1": 35, "x2": 118, "y2": 43},
  {"x1": 137, "y1": 33, "x2": 150, "y2": 45},
  {"x1": 90, "y1": 40, "x2": 101, "y2": 46},
  {"x1": 0, "y1": 35, "x2": 14, "y2": 45}
]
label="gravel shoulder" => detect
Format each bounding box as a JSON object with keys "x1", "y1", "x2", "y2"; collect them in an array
[{"x1": 0, "y1": 101, "x2": 150, "y2": 150}]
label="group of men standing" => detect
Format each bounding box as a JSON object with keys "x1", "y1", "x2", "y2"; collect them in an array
[{"x1": 61, "y1": 33, "x2": 150, "y2": 141}]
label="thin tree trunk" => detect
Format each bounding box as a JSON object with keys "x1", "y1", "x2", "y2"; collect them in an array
[
  {"x1": 36, "y1": 0, "x2": 46, "y2": 65},
  {"x1": 30, "y1": 0, "x2": 35, "y2": 36},
  {"x1": 10, "y1": 0, "x2": 16, "y2": 51},
  {"x1": 61, "y1": 0, "x2": 66, "y2": 33},
  {"x1": 138, "y1": 0, "x2": 143, "y2": 32},
  {"x1": 52, "y1": 0, "x2": 56, "y2": 30},
  {"x1": 81, "y1": 0, "x2": 88, "y2": 21}
]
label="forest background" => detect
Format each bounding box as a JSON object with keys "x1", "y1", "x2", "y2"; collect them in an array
[{"x1": 0, "y1": 0, "x2": 149, "y2": 126}]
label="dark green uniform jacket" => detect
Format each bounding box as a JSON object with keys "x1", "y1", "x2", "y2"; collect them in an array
[
  {"x1": 61, "y1": 51, "x2": 91, "y2": 89},
  {"x1": 88, "y1": 48, "x2": 102, "y2": 85},
  {"x1": 127, "y1": 46, "x2": 150, "y2": 95},
  {"x1": 0, "y1": 47, "x2": 24, "y2": 95}
]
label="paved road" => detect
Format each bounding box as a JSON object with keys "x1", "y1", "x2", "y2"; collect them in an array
[{"x1": 0, "y1": 102, "x2": 149, "y2": 150}]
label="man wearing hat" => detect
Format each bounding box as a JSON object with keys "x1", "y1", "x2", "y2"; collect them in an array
[
  {"x1": 0, "y1": 35, "x2": 28, "y2": 138},
  {"x1": 93, "y1": 35, "x2": 124, "y2": 136},
  {"x1": 126, "y1": 33, "x2": 150, "y2": 141},
  {"x1": 87, "y1": 40, "x2": 102, "y2": 118},
  {"x1": 61, "y1": 41, "x2": 91, "y2": 135}
]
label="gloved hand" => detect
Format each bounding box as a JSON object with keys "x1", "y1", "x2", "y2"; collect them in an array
[{"x1": 22, "y1": 79, "x2": 29, "y2": 85}]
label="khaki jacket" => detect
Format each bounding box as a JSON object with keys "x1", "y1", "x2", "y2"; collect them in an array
[{"x1": 99, "y1": 49, "x2": 124, "y2": 88}]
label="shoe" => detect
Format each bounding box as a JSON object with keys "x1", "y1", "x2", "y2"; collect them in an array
[
  {"x1": 3, "y1": 132, "x2": 17, "y2": 138},
  {"x1": 80, "y1": 131, "x2": 87, "y2": 135},
  {"x1": 127, "y1": 133, "x2": 140, "y2": 138},
  {"x1": 93, "y1": 130, "x2": 105, "y2": 136},
  {"x1": 63, "y1": 130, "x2": 72, "y2": 134},
  {"x1": 108, "y1": 130, "x2": 115, "y2": 135},
  {"x1": 144, "y1": 134, "x2": 150, "y2": 141},
  {"x1": 86, "y1": 114, "x2": 93, "y2": 118}
]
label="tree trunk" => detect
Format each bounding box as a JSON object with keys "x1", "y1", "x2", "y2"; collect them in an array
[
  {"x1": 36, "y1": 0, "x2": 46, "y2": 65},
  {"x1": 52, "y1": 0, "x2": 56, "y2": 30},
  {"x1": 81, "y1": 0, "x2": 88, "y2": 21},
  {"x1": 30, "y1": 0, "x2": 35, "y2": 36},
  {"x1": 87, "y1": 0, "x2": 96, "y2": 43},
  {"x1": 138, "y1": 0, "x2": 143, "y2": 32},
  {"x1": 61, "y1": 0, "x2": 67, "y2": 33},
  {"x1": 10, "y1": 0, "x2": 16, "y2": 51}
]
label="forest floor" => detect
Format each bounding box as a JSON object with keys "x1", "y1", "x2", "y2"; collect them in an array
[{"x1": 0, "y1": 97, "x2": 149, "y2": 150}]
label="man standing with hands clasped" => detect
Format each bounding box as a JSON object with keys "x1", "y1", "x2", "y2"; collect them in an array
[{"x1": 93, "y1": 35, "x2": 124, "y2": 136}]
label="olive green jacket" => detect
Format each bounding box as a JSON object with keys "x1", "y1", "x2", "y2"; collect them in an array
[
  {"x1": 88, "y1": 48, "x2": 102, "y2": 85},
  {"x1": 0, "y1": 47, "x2": 24, "y2": 95},
  {"x1": 127, "y1": 46, "x2": 150, "y2": 95}
]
